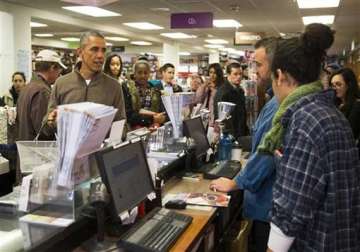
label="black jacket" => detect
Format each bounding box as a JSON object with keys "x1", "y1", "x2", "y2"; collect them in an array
[{"x1": 214, "y1": 80, "x2": 248, "y2": 139}]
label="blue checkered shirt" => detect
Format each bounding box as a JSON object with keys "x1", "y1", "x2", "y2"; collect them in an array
[{"x1": 272, "y1": 89, "x2": 360, "y2": 251}]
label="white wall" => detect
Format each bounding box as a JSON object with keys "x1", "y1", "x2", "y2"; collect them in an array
[{"x1": 0, "y1": 11, "x2": 15, "y2": 94}]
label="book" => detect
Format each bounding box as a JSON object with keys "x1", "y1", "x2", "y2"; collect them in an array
[{"x1": 164, "y1": 192, "x2": 230, "y2": 207}]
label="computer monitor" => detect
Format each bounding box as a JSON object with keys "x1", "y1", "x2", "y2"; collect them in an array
[
  {"x1": 183, "y1": 116, "x2": 210, "y2": 159},
  {"x1": 95, "y1": 141, "x2": 154, "y2": 215}
]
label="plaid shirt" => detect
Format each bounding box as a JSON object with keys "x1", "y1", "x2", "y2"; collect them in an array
[{"x1": 272, "y1": 90, "x2": 360, "y2": 251}]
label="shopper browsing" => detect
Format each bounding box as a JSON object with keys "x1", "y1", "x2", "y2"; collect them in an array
[
  {"x1": 44, "y1": 31, "x2": 126, "y2": 136},
  {"x1": 258, "y1": 23, "x2": 360, "y2": 252},
  {"x1": 210, "y1": 37, "x2": 278, "y2": 252}
]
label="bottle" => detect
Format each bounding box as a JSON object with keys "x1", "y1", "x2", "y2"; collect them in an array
[{"x1": 218, "y1": 129, "x2": 233, "y2": 161}]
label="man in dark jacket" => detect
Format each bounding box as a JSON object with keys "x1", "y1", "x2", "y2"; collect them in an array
[
  {"x1": 17, "y1": 49, "x2": 65, "y2": 140},
  {"x1": 214, "y1": 62, "x2": 247, "y2": 140}
]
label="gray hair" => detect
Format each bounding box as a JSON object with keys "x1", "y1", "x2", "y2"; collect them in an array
[
  {"x1": 254, "y1": 37, "x2": 278, "y2": 65},
  {"x1": 133, "y1": 60, "x2": 150, "y2": 73},
  {"x1": 79, "y1": 31, "x2": 105, "y2": 48}
]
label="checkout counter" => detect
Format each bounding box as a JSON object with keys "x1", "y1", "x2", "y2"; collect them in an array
[{"x1": 0, "y1": 126, "x2": 246, "y2": 252}]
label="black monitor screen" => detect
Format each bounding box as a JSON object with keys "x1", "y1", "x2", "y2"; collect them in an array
[
  {"x1": 95, "y1": 141, "x2": 154, "y2": 215},
  {"x1": 183, "y1": 116, "x2": 210, "y2": 158}
]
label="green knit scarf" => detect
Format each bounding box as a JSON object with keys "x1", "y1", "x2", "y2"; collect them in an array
[{"x1": 257, "y1": 81, "x2": 323, "y2": 155}]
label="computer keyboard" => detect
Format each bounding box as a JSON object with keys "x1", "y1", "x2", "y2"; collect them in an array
[
  {"x1": 118, "y1": 207, "x2": 193, "y2": 252},
  {"x1": 200, "y1": 160, "x2": 242, "y2": 180}
]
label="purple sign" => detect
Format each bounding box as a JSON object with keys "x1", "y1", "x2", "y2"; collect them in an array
[{"x1": 171, "y1": 12, "x2": 213, "y2": 29}]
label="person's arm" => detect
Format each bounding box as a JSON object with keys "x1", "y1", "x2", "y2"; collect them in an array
[
  {"x1": 30, "y1": 90, "x2": 50, "y2": 139},
  {"x1": 41, "y1": 83, "x2": 59, "y2": 137},
  {"x1": 113, "y1": 83, "x2": 127, "y2": 122},
  {"x1": 235, "y1": 152, "x2": 275, "y2": 192},
  {"x1": 269, "y1": 128, "x2": 325, "y2": 248},
  {"x1": 347, "y1": 101, "x2": 360, "y2": 139}
]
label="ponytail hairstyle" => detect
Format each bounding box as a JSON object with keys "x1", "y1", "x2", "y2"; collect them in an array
[{"x1": 272, "y1": 23, "x2": 335, "y2": 85}]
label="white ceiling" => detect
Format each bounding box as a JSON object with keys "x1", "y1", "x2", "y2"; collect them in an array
[{"x1": 3, "y1": 0, "x2": 360, "y2": 55}]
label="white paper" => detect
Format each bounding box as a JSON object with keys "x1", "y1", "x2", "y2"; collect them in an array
[
  {"x1": 56, "y1": 102, "x2": 117, "y2": 187},
  {"x1": 108, "y1": 119, "x2": 126, "y2": 145},
  {"x1": 18, "y1": 174, "x2": 32, "y2": 212}
]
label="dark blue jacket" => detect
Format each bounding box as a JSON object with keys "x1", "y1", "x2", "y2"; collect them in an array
[{"x1": 235, "y1": 96, "x2": 278, "y2": 221}]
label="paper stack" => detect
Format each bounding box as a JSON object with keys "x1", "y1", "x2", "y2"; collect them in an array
[
  {"x1": 161, "y1": 92, "x2": 195, "y2": 138},
  {"x1": 56, "y1": 102, "x2": 117, "y2": 187}
]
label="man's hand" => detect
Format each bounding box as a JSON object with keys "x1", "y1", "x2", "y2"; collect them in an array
[
  {"x1": 47, "y1": 109, "x2": 57, "y2": 127},
  {"x1": 266, "y1": 248, "x2": 274, "y2": 252},
  {"x1": 209, "y1": 177, "x2": 238, "y2": 193},
  {"x1": 153, "y1": 112, "x2": 166, "y2": 124}
]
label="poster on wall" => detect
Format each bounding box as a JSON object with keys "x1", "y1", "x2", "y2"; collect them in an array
[{"x1": 17, "y1": 49, "x2": 31, "y2": 80}]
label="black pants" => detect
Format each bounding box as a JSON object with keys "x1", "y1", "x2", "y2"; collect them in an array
[{"x1": 249, "y1": 220, "x2": 270, "y2": 252}]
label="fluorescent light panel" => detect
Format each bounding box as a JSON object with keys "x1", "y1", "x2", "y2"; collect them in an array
[
  {"x1": 61, "y1": 37, "x2": 80, "y2": 42},
  {"x1": 105, "y1": 36, "x2": 129, "y2": 41},
  {"x1": 213, "y1": 19, "x2": 242, "y2": 28},
  {"x1": 160, "y1": 32, "x2": 196, "y2": 39},
  {"x1": 123, "y1": 22, "x2": 163, "y2": 30},
  {"x1": 205, "y1": 39, "x2": 228, "y2": 44},
  {"x1": 179, "y1": 52, "x2": 191, "y2": 56},
  {"x1": 204, "y1": 44, "x2": 224, "y2": 49},
  {"x1": 34, "y1": 33, "x2": 54, "y2": 37},
  {"x1": 297, "y1": 0, "x2": 340, "y2": 9},
  {"x1": 302, "y1": 15, "x2": 335, "y2": 25},
  {"x1": 30, "y1": 21, "x2": 47, "y2": 27},
  {"x1": 130, "y1": 41, "x2": 152, "y2": 46},
  {"x1": 62, "y1": 6, "x2": 121, "y2": 17},
  {"x1": 106, "y1": 42, "x2": 113, "y2": 46}
]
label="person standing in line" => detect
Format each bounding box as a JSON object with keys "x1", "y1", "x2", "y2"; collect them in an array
[
  {"x1": 330, "y1": 67, "x2": 360, "y2": 144},
  {"x1": 210, "y1": 37, "x2": 279, "y2": 252},
  {"x1": 17, "y1": 50, "x2": 65, "y2": 140},
  {"x1": 126, "y1": 60, "x2": 165, "y2": 128},
  {"x1": 214, "y1": 61, "x2": 248, "y2": 140},
  {"x1": 2, "y1": 72, "x2": 26, "y2": 107},
  {"x1": 160, "y1": 63, "x2": 182, "y2": 95}
]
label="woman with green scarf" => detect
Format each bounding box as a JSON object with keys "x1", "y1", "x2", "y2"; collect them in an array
[{"x1": 264, "y1": 24, "x2": 360, "y2": 252}]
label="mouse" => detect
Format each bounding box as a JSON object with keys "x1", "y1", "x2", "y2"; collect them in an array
[{"x1": 164, "y1": 199, "x2": 187, "y2": 210}]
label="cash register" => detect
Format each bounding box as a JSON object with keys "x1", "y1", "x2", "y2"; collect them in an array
[
  {"x1": 95, "y1": 140, "x2": 192, "y2": 252},
  {"x1": 183, "y1": 116, "x2": 242, "y2": 179}
]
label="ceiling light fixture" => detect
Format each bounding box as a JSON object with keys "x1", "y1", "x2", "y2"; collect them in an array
[
  {"x1": 62, "y1": 6, "x2": 121, "y2": 17},
  {"x1": 123, "y1": 22, "x2": 163, "y2": 30},
  {"x1": 297, "y1": 0, "x2": 340, "y2": 9},
  {"x1": 61, "y1": 37, "x2": 80, "y2": 42},
  {"x1": 34, "y1": 33, "x2": 54, "y2": 37},
  {"x1": 204, "y1": 44, "x2": 225, "y2": 49},
  {"x1": 160, "y1": 33, "x2": 196, "y2": 39},
  {"x1": 130, "y1": 41, "x2": 153, "y2": 46},
  {"x1": 106, "y1": 42, "x2": 113, "y2": 46},
  {"x1": 105, "y1": 36, "x2": 129, "y2": 42},
  {"x1": 30, "y1": 21, "x2": 48, "y2": 27},
  {"x1": 302, "y1": 15, "x2": 335, "y2": 25},
  {"x1": 213, "y1": 19, "x2": 242, "y2": 28},
  {"x1": 179, "y1": 52, "x2": 191, "y2": 56},
  {"x1": 205, "y1": 39, "x2": 229, "y2": 44}
]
